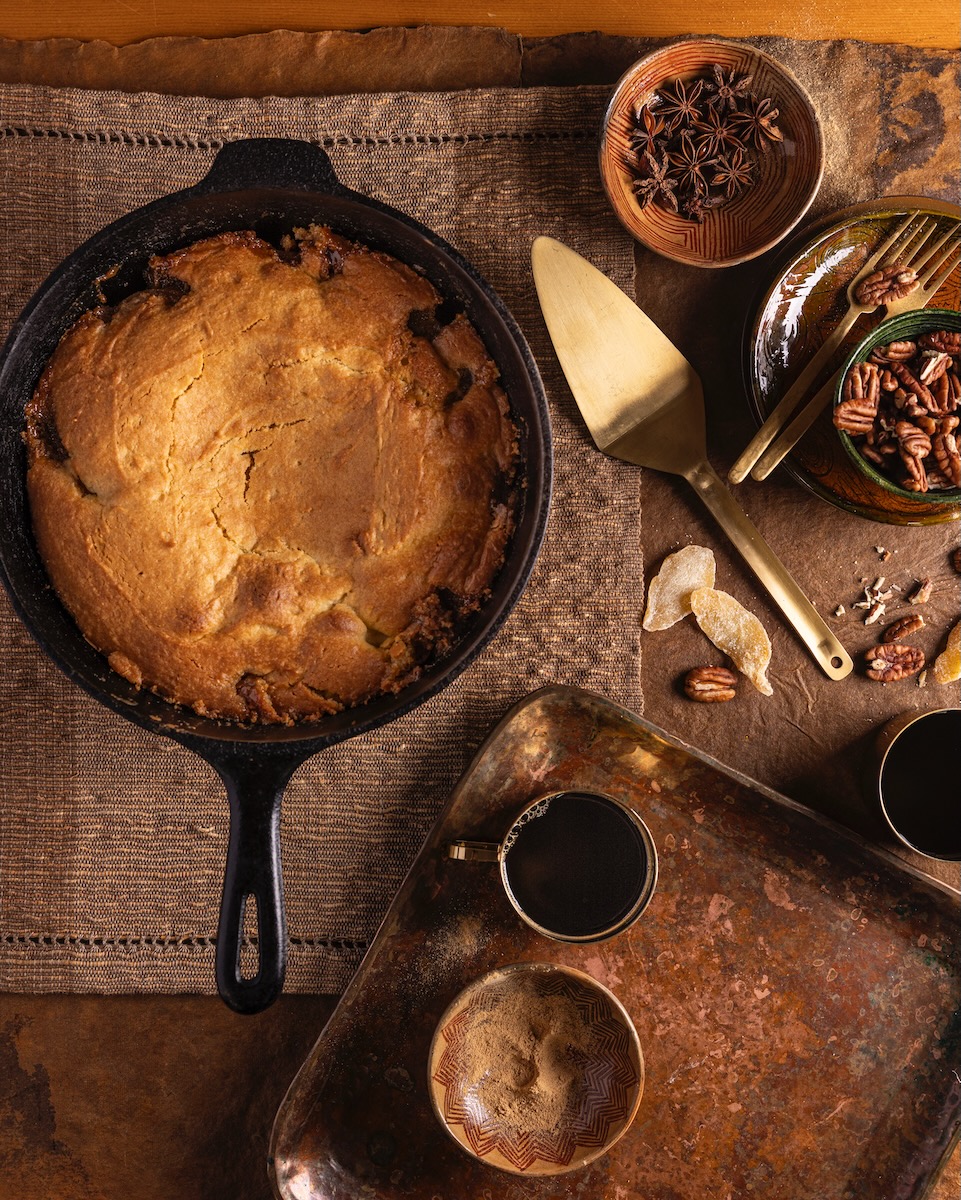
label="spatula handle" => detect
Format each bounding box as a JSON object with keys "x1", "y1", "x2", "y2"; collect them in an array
[{"x1": 685, "y1": 461, "x2": 853, "y2": 680}]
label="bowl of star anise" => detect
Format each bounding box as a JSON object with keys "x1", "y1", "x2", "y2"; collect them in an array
[
  {"x1": 599, "y1": 39, "x2": 823, "y2": 267},
  {"x1": 833, "y1": 308, "x2": 961, "y2": 506}
]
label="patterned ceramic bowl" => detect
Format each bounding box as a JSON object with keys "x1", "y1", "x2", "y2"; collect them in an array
[
  {"x1": 833, "y1": 308, "x2": 961, "y2": 506},
  {"x1": 428, "y1": 962, "x2": 643, "y2": 1176},
  {"x1": 599, "y1": 38, "x2": 823, "y2": 267}
]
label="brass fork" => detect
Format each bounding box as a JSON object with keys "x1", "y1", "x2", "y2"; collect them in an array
[
  {"x1": 728, "y1": 211, "x2": 941, "y2": 484},
  {"x1": 749, "y1": 222, "x2": 961, "y2": 480}
]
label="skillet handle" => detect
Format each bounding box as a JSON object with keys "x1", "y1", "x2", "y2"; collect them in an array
[
  {"x1": 212, "y1": 753, "x2": 300, "y2": 1014},
  {"x1": 194, "y1": 137, "x2": 342, "y2": 196}
]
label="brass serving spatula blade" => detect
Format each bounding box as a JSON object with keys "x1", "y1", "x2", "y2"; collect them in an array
[{"x1": 531, "y1": 235, "x2": 852, "y2": 681}]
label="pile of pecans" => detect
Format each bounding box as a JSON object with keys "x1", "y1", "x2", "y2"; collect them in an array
[
  {"x1": 628, "y1": 64, "x2": 782, "y2": 223},
  {"x1": 833, "y1": 329, "x2": 961, "y2": 493}
]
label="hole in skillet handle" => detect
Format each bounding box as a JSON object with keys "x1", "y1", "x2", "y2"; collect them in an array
[{"x1": 211, "y1": 747, "x2": 302, "y2": 1015}]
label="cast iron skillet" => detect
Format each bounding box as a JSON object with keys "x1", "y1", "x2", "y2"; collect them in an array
[{"x1": 0, "y1": 138, "x2": 552, "y2": 1014}]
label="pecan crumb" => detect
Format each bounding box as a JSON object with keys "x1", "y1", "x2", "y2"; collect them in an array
[
  {"x1": 909, "y1": 578, "x2": 933, "y2": 604},
  {"x1": 834, "y1": 605, "x2": 845, "y2": 617},
  {"x1": 864, "y1": 601, "x2": 886, "y2": 625}
]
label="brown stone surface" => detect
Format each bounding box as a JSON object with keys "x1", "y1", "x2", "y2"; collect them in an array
[{"x1": 0, "y1": 994, "x2": 336, "y2": 1200}]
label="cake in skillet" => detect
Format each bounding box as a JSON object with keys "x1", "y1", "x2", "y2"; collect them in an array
[{"x1": 25, "y1": 226, "x2": 519, "y2": 723}]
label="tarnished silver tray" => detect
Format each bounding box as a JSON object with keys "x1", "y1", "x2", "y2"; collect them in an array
[{"x1": 270, "y1": 685, "x2": 961, "y2": 1199}]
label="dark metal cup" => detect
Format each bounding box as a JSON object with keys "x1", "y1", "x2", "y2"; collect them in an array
[
  {"x1": 448, "y1": 789, "x2": 658, "y2": 942},
  {"x1": 873, "y1": 708, "x2": 961, "y2": 861}
]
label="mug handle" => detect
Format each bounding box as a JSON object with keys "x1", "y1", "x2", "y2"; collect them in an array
[{"x1": 448, "y1": 840, "x2": 500, "y2": 862}]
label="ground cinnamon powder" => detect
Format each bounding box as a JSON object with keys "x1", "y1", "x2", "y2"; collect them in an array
[{"x1": 456, "y1": 972, "x2": 599, "y2": 1131}]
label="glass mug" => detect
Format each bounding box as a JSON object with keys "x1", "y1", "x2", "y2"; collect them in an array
[{"x1": 448, "y1": 789, "x2": 658, "y2": 942}]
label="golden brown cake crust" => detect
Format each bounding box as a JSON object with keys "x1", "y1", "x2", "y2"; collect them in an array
[{"x1": 25, "y1": 227, "x2": 519, "y2": 723}]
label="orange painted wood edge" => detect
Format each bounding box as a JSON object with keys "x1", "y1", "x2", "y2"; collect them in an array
[{"x1": 0, "y1": 3, "x2": 958, "y2": 49}]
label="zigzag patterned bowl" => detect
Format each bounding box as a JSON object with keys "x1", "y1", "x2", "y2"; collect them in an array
[
  {"x1": 599, "y1": 38, "x2": 824, "y2": 268},
  {"x1": 428, "y1": 962, "x2": 644, "y2": 1175}
]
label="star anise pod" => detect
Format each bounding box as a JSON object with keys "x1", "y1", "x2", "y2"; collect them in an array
[
  {"x1": 630, "y1": 104, "x2": 667, "y2": 160},
  {"x1": 732, "y1": 96, "x2": 783, "y2": 151},
  {"x1": 711, "y1": 147, "x2": 754, "y2": 198},
  {"x1": 667, "y1": 133, "x2": 715, "y2": 196},
  {"x1": 708, "y1": 64, "x2": 754, "y2": 111},
  {"x1": 632, "y1": 168, "x2": 662, "y2": 209},
  {"x1": 690, "y1": 103, "x2": 746, "y2": 158},
  {"x1": 653, "y1": 77, "x2": 708, "y2": 134},
  {"x1": 639, "y1": 151, "x2": 679, "y2": 211}
]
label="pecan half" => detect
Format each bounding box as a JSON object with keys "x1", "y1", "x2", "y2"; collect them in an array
[
  {"x1": 869, "y1": 339, "x2": 917, "y2": 364},
  {"x1": 845, "y1": 360, "x2": 881, "y2": 403},
  {"x1": 896, "y1": 420, "x2": 931, "y2": 489},
  {"x1": 834, "y1": 398, "x2": 878, "y2": 435},
  {"x1": 865, "y1": 643, "x2": 925, "y2": 681},
  {"x1": 945, "y1": 370, "x2": 961, "y2": 411},
  {"x1": 918, "y1": 330, "x2": 961, "y2": 356},
  {"x1": 896, "y1": 420, "x2": 932, "y2": 461},
  {"x1": 854, "y1": 265, "x2": 919, "y2": 307},
  {"x1": 932, "y1": 429, "x2": 961, "y2": 487},
  {"x1": 683, "y1": 666, "x2": 738, "y2": 702},
  {"x1": 918, "y1": 350, "x2": 952, "y2": 385},
  {"x1": 930, "y1": 372, "x2": 952, "y2": 413},
  {"x1": 834, "y1": 362, "x2": 880, "y2": 433},
  {"x1": 890, "y1": 361, "x2": 938, "y2": 412},
  {"x1": 882, "y1": 614, "x2": 925, "y2": 642}
]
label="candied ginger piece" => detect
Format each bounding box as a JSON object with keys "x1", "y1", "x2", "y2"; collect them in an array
[
  {"x1": 932, "y1": 619, "x2": 960, "y2": 684},
  {"x1": 643, "y1": 545, "x2": 716, "y2": 631},
  {"x1": 690, "y1": 586, "x2": 774, "y2": 696}
]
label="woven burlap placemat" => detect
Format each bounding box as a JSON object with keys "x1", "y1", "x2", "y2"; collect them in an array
[{"x1": 0, "y1": 82, "x2": 641, "y2": 994}]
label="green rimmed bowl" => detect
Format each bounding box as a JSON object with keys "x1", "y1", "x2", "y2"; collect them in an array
[{"x1": 834, "y1": 308, "x2": 961, "y2": 507}]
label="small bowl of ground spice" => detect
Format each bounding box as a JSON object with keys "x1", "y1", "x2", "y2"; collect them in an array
[
  {"x1": 599, "y1": 38, "x2": 823, "y2": 267},
  {"x1": 833, "y1": 308, "x2": 961, "y2": 506},
  {"x1": 428, "y1": 962, "x2": 643, "y2": 1175}
]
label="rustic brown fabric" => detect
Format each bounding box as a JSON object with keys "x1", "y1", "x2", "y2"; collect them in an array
[
  {"x1": 0, "y1": 81, "x2": 641, "y2": 993},
  {"x1": 0, "y1": 27, "x2": 525, "y2": 96}
]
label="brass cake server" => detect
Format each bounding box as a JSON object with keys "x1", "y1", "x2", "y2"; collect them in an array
[{"x1": 530, "y1": 235, "x2": 852, "y2": 681}]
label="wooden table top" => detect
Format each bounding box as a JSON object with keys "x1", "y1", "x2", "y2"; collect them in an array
[{"x1": 1, "y1": 0, "x2": 958, "y2": 49}]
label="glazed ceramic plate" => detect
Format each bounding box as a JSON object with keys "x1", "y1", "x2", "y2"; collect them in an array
[{"x1": 746, "y1": 196, "x2": 961, "y2": 525}]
